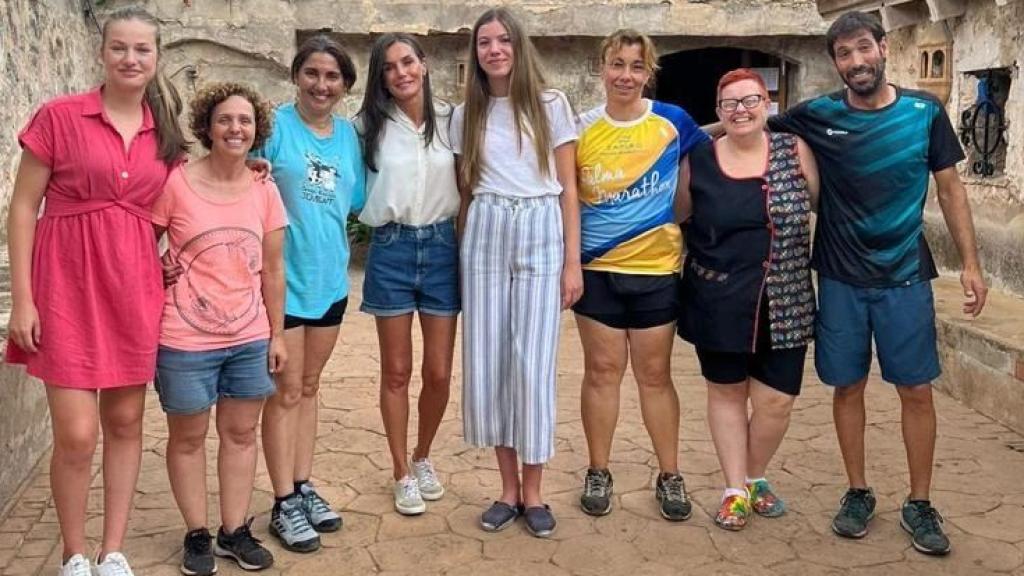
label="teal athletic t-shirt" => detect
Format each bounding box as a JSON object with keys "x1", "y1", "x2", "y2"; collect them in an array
[
  {"x1": 768, "y1": 87, "x2": 964, "y2": 288},
  {"x1": 257, "y1": 103, "x2": 366, "y2": 318}
]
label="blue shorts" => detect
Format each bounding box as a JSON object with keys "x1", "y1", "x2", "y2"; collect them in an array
[
  {"x1": 360, "y1": 219, "x2": 460, "y2": 317},
  {"x1": 815, "y1": 277, "x2": 940, "y2": 387},
  {"x1": 155, "y1": 339, "x2": 276, "y2": 415}
]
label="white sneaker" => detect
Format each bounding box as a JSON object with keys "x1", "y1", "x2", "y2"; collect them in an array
[
  {"x1": 95, "y1": 552, "x2": 135, "y2": 576},
  {"x1": 58, "y1": 554, "x2": 91, "y2": 576},
  {"x1": 412, "y1": 458, "x2": 445, "y2": 501},
  {"x1": 394, "y1": 475, "x2": 426, "y2": 515}
]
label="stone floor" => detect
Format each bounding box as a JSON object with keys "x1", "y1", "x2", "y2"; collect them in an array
[{"x1": 3, "y1": 272, "x2": 1024, "y2": 576}]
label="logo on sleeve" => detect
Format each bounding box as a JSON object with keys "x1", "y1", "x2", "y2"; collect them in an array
[{"x1": 826, "y1": 128, "x2": 849, "y2": 136}]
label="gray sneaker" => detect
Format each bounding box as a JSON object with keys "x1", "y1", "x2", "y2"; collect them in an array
[
  {"x1": 411, "y1": 458, "x2": 445, "y2": 501},
  {"x1": 832, "y1": 488, "x2": 876, "y2": 539},
  {"x1": 655, "y1": 472, "x2": 692, "y2": 521},
  {"x1": 269, "y1": 494, "x2": 321, "y2": 553},
  {"x1": 901, "y1": 499, "x2": 950, "y2": 555},
  {"x1": 580, "y1": 468, "x2": 613, "y2": 516},
  {"x1": 298, "y1": 481, "x2": 342, "y2": 532}
]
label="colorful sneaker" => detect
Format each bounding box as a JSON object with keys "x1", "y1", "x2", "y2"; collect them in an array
[
  {"x1": 746, "y1": 479, "x2": 786, "y2": 517},
  {"x1": 655, "y1": 472, "x2": 692, "y2": 521},
  {"x1": 180, "y1": 528, "x2": 216, "y2": 576},
  {"x1": 831, "y1": 488, "x2": 876, "y2": 539},
  {"x1": 95, "y1": 552, "x2": 135, "y2": 576},
  {"x1": 214, "y1": 518, "x2": 274, "y2": 570},
  {"x1": 579, "y1": 467, "x2": 613, "y2": 516},
  {"x1": 901, "y1": 499, "x2": 951, "y2": 555},
  {"x1": 298, "y1": 481, "x2": 342, "y2": 532},
  {"x1": 269, "y1": 494, "x2": 321, "y2": 553},
  {"x1": 714, "y1": 493, "x2": 751, "y2": 531},
  {"x1": 58, "y1": 554, "x2": 92, "y2": 576},
  {"x1": 412, "y1": 458, "x2": 445, "y2": 501},
  {"x1": 394, "y1": 475, "x2": 427, "y2": 516}
]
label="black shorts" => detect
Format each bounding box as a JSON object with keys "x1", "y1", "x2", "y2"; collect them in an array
[
  {"x1": 694, "y1": 300, "x2": 806, "y2": 396},
  {"x1": 284, "y1": 297, "x2": 348, "y2": 330},
  {"x1": 572, "y1": 271, "x2": 677, "y2": 330}
]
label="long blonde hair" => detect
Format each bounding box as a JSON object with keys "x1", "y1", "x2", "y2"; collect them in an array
[
  {"x1": 460, "y1": 8, "x2": 552, "y2": 191},
  {"x1": 102, "y1": 7, "x2": 188, "y2": 165}
]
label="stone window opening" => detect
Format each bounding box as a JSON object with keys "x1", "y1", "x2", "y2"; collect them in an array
[{"x1": 958, "y1": 68, "x2": 1012, "y2": 178}]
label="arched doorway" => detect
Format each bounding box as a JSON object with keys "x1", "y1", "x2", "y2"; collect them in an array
[{"x1": 655, "y1": 48, "x2": 793, "y2": 125}]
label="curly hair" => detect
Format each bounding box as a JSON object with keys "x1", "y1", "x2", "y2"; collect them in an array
[{"x1": 189, "y1": 82, "x2": 273, "y2": 151}]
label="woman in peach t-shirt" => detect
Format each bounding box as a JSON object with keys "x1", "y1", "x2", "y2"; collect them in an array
[{"x1": 151, "y1": 83, "x2": 286, "y2": 575}]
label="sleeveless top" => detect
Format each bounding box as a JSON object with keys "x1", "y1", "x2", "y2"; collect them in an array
[{"x1": 678, "y1": 131, "x2": 814, "y2": 353}]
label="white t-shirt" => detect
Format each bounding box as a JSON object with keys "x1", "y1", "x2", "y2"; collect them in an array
[
  {"x1": 357, "y1": 102, "x2": 460, "y2": 227},
  {"x1": 450, "y1": 89, "x2": 577, "y2": 198}
]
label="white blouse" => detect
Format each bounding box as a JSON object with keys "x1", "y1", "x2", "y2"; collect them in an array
[{"x1": 358, "y1": 103, "x2": 461, "y2": 227}]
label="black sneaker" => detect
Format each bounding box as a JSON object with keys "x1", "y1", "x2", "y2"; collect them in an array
[
  {"x1": 655, "y1": 472, "x2": 692, "y2": 521},
  {"x1": 832, "y1": 488, "x2": 876, "y2": 538},
  {"x1": 181, "y1": 528, "x2": 216, "y2": 576},
  {"x1": 901, "y1": 499, "x2": 951, "y2": 555},
  {"x1": 213, "y1": 518, "x2": 274, "y2": 571},
  {"x1": 580, "y1": 468, "x2": 613, "y2": 516}
]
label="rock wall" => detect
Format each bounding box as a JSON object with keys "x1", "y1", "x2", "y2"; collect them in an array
[
  {"x1": 884, "y1": 0, "x2": 1024, "y2": 296},
  {"x1": 0, "y1": 0, "x2": 100, "y2": 512},
  {"x1": 92, "y1": 0, "x2": 835, "y2": 137}
]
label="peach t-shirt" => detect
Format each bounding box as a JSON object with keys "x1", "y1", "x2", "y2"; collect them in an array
[{"x1": 152, "y1": 165, "x2": 288, "y2": 351}]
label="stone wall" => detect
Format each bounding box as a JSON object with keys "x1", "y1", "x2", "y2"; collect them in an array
[
  {"x1": 883, "y1": 0, "x2": 1024, "y2": 296},
  {"x1": 0, "y1": 0, "x2": 100, "y2": 513},
  {"x1": 96, "y1": 0, "x2": 834, "y2": 130}
]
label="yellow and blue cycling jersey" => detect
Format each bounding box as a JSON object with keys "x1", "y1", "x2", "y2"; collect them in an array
[{"x1": 576, "y1": 100, "x2": 707, "y2": 274}]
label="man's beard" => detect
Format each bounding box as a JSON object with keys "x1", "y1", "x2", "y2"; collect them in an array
[{"x1": 844, "y1": 57, "x2": 887, "y2": 97}]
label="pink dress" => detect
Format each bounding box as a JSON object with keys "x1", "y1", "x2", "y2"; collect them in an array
[{"x1": 5, "y1": 88, "x2": 170, "y2": 388}]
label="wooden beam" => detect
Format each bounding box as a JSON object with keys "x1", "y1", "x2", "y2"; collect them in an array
[
  {"x1": 880, "y1": 1, "x2": 930, "y2": 30},
  {"x1": 926, "y1": 0, "x2": 967, "y2": 21},
  {"x1": 816, "y1": 0, "x2": 879, "y2": 17}
]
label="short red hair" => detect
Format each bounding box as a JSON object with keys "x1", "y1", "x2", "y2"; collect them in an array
[{"x1": 717, "y1": 68, "x2": 769, "y2": 99}]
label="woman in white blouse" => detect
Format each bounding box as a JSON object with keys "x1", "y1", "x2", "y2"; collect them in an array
[{"x1": 356, "y1": 33, "x2": 461, "y2": 516}]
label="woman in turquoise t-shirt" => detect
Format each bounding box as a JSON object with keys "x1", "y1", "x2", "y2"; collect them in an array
[{"x1": 255, "y1": 34, "x2": 365, "y2": 554}]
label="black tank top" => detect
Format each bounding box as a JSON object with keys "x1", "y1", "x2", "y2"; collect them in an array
[{"x1": 678, "y1": 132, "x2": 814, "y2": 353}]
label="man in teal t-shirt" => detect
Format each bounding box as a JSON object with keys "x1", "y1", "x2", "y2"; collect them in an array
[{"x1": 769, "y1": 11, "x2": 987, "y2": 556}]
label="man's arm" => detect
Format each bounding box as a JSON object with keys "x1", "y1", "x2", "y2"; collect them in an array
[{"x1": 933, "y1": 166, "x2": 987, "y2": 316}]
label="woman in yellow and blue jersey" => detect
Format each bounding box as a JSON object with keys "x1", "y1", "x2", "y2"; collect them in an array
[{"x1": 573, "y1": 29, "x2": 708, "y2": 523}]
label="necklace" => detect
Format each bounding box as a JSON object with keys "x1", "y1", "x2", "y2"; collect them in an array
[{"x1": 296, "y1": 103, "x2": 333, "y2": 135}]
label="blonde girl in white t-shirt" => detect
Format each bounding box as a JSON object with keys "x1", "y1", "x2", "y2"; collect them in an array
[
  {"x1": 355, "y1": 33, "x2": 461, "y2": 517},
  {"x1": 450, "y1": 7, "x2": 582, "y2": 538}
]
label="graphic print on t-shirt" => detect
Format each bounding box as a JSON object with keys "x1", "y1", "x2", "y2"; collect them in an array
[
  {"x1": 172, "y1": 227, "x2": 262, "y2": 335},
  {"x1": 576, "y1": 101, "x2": 707, "y2": 274},
  {"x1": 302, "y1": 152, "x2": 338, "y2": 205}
]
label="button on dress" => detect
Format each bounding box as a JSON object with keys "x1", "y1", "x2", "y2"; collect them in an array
[{"x1": 5, "y1": 88, "x2": 170, "y2": 388}]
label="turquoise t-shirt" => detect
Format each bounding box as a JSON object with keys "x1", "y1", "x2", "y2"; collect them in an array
[{"x1": 258, "y1": 103, "x2": 366, "y2": 318}]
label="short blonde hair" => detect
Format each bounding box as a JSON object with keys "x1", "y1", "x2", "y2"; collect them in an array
[{"x1": 600, "y1": 29, "x2": 660, "y2": 75}]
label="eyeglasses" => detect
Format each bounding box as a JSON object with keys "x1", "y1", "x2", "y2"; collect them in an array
[{"x1": 717, "y1": 94, "x2": 765, "y2": 112}]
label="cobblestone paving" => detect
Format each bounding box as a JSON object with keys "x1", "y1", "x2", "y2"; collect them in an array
[{"x1": 3, "y1": 273, "x2": 1024, "y2": 575}]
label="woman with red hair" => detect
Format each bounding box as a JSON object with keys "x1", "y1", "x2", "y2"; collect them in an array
[{"x1": 677, "y1": 68, "x2": 819, "y2": 530}]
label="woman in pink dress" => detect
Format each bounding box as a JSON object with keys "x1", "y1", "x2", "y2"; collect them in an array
[{"x1": 5, "y1": 8, "x2": 187, "y2": 576}]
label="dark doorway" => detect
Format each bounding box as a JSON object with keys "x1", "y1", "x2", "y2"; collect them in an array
[{"x1": 655, "y1": 48, "x2": 790, "y2": 125}]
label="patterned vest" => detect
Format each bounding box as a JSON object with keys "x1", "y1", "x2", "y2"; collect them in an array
[{"x1": 678, "y1": 132, "x2": 814, "y2": 352}]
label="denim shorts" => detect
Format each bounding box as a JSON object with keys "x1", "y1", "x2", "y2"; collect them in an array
[
  {"x1": 815, "y1": 276, "x2": 940, "y2": 387},
  {"x1": 361, "y1": 218, "x2": 460, "y2": 317},
  {"x1": 155, "y1": 339, "x2": 276, "y2": 415}
]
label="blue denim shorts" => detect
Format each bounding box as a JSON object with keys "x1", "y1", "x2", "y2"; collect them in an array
[
  {"x1": 361, "y1": 219, "x2": 460, "y2": 317},
  {"x1": 155, "y1": 339, "x2": 276, "y2": 415},
  {"x1": 815, "y1": 276, "x2": 940, "y2": 387}
]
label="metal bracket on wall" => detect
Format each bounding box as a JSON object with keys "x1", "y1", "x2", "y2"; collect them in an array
[
  {"x1": 81, "y1": 0, "x2": 102, "y2": 35},
  {"x1": 959, "y1": 72, "x2": 1008, "y2": 177}
]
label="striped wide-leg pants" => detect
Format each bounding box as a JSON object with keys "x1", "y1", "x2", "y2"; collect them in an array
[{"x1": 460, "y1": 193, "x2": 563, "y2": 465}]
